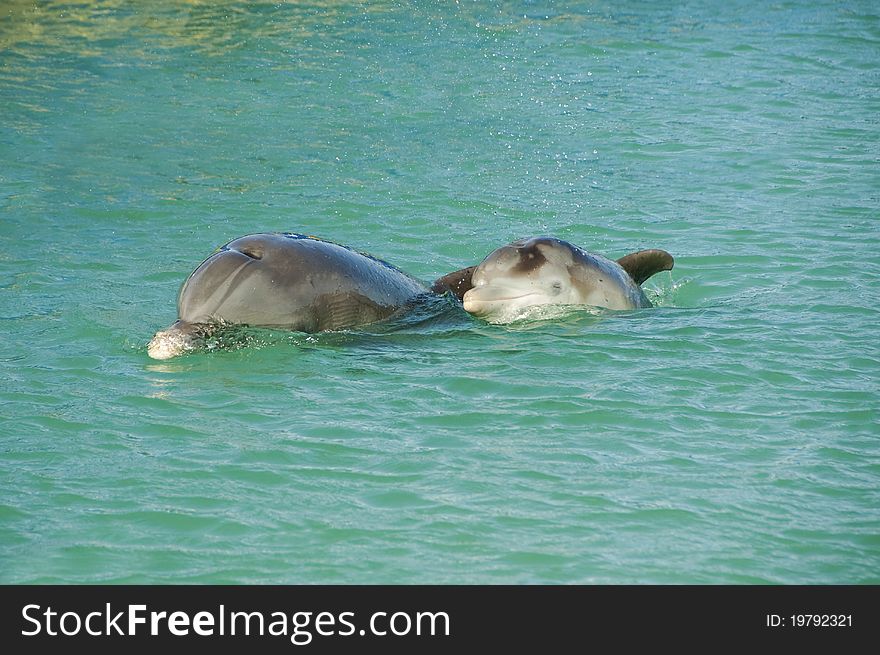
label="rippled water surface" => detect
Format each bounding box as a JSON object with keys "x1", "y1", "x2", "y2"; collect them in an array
[{"x1": 2, "y1": 0, "x2": 878, "y2": 583}]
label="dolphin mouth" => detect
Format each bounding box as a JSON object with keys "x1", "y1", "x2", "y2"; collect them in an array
[
  {"x1": 462, "y1": 287, "x2": 540, "y2": 314},
  {"x1": 465, "y1": 292, "x2": 537, "y2": 302}
]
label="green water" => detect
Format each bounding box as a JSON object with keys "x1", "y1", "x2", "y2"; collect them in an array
[{"x1": 2, "y1": 0, "x2": 878, "y2": 584}]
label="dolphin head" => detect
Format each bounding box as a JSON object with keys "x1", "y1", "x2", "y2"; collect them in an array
[
  {"x1": 176, "y1": 234, "x2": 314, "y2": 328},
  {"x1": 462, "y1": 237, "x2": 584, "y2": 322}
]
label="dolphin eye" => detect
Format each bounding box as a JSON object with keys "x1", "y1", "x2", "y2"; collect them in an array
[{"x1": 551, "y1": 281, "x2": 563, "y2": 294}]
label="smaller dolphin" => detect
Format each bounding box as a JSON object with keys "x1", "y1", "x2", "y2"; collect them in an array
[{"x1": 433, "y1": 237, "x2": 673, "y2": 323}]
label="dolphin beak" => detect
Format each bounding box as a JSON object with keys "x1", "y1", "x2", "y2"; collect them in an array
[
  {"x1": 461, "y1": 291, "x2": 487, "y2": 314},
  {"x1": 147, "y1": 320, "x2": 201, "y2": 360},
  {"x1": 462, "y1": 285, "x2": 536, "y2": 315},
  {"x1": 147, "y1": 328, "x2": 192, "y2": 360}
]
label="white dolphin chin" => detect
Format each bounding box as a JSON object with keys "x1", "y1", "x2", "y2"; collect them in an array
[
  {"x1": 465, "y1": 296, "x2": 605, "y2": 324},
  {"x1": 463, "y1": 288, "x2": 554, "y2": 322}
]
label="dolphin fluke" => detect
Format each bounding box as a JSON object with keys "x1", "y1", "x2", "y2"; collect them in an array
[{"x1": 616, "y1": 249, "x2": 674, "y2": 285}]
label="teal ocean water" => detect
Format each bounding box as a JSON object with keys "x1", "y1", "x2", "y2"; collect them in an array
[{"x1": 2, "y1": 1, "x2": 878, "y2": 584}]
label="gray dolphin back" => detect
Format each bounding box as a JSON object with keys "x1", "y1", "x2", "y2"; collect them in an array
[{"x1": 177, "y1": 233, "x2": 427, "y2": 332}]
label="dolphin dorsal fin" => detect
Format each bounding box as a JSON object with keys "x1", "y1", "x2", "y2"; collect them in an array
[
  {"x1": 431, "y1": 266, "x2": 477, "y2": 301},
  {"x1": 616, "y1": 249, "x2": 674, "y2": 285}
]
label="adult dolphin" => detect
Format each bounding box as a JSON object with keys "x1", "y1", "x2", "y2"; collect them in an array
[
  {"x1": 432, "y1": 236, "x2": 673, "y2": 323},
  {"x1": 148, "y1": 233, "x2": 428, "y2": 359}
]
